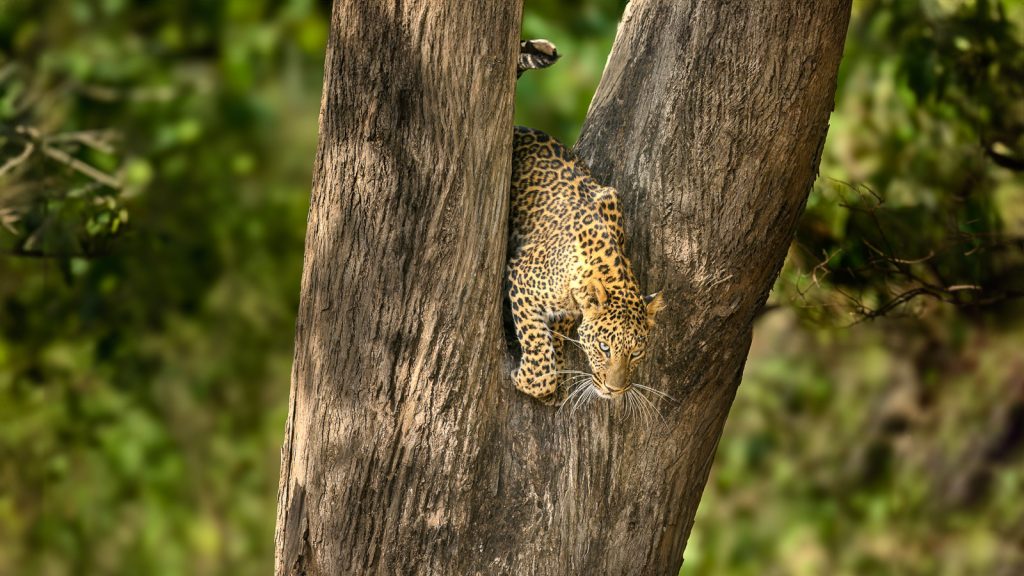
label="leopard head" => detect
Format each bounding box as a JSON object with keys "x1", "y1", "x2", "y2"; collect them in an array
[{"x1": 573, "y1": 278, "x2": 666, "y2": 398}]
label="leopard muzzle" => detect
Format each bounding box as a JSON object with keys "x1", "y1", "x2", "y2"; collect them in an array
[{"x1": 595, "y1": 356, "x2": 630, "y2": 398}]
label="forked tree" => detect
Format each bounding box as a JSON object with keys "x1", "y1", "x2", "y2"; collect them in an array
[{"x1": 274, "y1": 1, "x2": 851, "y2": 574}]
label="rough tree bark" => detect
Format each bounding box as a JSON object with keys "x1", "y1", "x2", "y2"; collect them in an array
[{"x1": 275, "y1": 1, "x2": 851, "y2": 575}]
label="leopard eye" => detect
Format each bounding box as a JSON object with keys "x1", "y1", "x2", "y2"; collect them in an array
[
  {"x1": 598, "y1": 342, "x2": 610, "y2": 356},
  {"x1": 631, "y1": 350, "x2": 644, "y2": 359}
]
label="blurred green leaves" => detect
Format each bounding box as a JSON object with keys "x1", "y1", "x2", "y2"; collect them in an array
[
  {"x1": 783, "y1": 0, "x2": 1024, "y2": 323},
  {"x1": 1, "y1": 1, "x2": 327, "y2": 574},
  {"x1": 689, "y1": 312, "x2": 1024, "y2": 576}
]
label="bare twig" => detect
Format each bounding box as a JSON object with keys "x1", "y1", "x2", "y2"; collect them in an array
[
  {"x1": 40, "y1": 144, "x2": 121, "y2": 189},
  {"x1": 46, "y1": 130, "x2": 120, "y2": 155},
  {"x1": 0, "y1": 141, "x2": 34, "y2": 177}
]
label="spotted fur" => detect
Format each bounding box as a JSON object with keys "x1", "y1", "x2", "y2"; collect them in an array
[{"x1": 507, "y1": 126, "x2": 666, "y2": 404}]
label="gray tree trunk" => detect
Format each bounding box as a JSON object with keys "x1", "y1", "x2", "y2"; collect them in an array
[{"x1": 274, "y1": 1, "x2": 851, "y2": 575}]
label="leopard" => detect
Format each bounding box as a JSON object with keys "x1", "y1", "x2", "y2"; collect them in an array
[{"x1": 507, "y1": 40, "x2": 666, "y2": 407}]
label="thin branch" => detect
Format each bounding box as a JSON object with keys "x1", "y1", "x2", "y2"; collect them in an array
[
  {"x1": 946, "y1": 284, "x2": 982, "y2": 292},
  {"x1": 39, "y1": 144, "x2": 121, "y2": 189},
  {"x1": 9, "y1": 124, "x2": 122, "y2": 189},
  {"x1": 0, "y1": 141, "x2": 34, "y2": 177},
  {"x1": 46, "y1": 130, "x2": 120, "y2": 155}
]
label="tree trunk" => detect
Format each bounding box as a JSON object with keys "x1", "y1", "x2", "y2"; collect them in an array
[{"x1": 275, "y1": 1, "x2": 850, "y2": 575}]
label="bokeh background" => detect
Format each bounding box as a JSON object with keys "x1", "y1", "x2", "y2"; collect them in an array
[{"x1": 2, "y1": 1, "x2": 1022, "y2": 574}]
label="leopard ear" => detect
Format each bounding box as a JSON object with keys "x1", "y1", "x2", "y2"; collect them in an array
[
  {"x1": 645, "y1": 292, "x2": 666, "y2": 326},
  {"x1": 574, "y1": 278, "x2": 608, "y2": 312}
]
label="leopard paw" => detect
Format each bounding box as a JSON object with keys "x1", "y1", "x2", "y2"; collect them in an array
[{"x1": 512, "y1": 368, "x2": 560, "y2": 402}]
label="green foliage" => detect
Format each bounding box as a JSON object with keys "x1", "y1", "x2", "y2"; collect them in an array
[
  {"x1": 688, "y1": 313, "x2": 1024, "y2": 576},
  {"x1": 784, "y1": 0, "x2": 1024, "y2": 322},
  {"x1": 1, "y1": 1, "x2": 327, "y2": 573},
  {"x1": 1, "y1": 1, "x2": 1022, "y2": 575}
]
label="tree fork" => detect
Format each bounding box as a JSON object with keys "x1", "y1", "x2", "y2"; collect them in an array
[{"x1": 275, "y1": 1, "x2": 851, "y2": 574}]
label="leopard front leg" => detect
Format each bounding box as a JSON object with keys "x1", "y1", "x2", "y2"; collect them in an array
[
  {"x1": 509, "y1": 279, "x2": 563, "y2": 404},
  {"x1": 511, "y1": 312, "x2": 561, "y2": 404}
]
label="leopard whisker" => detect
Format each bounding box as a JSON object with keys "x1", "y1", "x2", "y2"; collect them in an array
[
  {"x1": 622, "y1": 392, "x2": 634, "y2": 422},
  {"x1": 570, "y1": 380, "x2": 594, "y2": 418},
  {"x1": 627, "y1": 390, "x2": 647, "y2": 424},
  {"x1": 576, "y1": 386, "x2": 594, "y2": 418},
  {"x1": 535, "y1": 368, "x2": 591, "y2": 382},
  {"x1": 545, "y1": 327, "x2": 586, "y2": 350},
  {"x1": 523, "y1": 371, "x2": 588, "y2": 397},
  {"x1": 550, "y1": 369, "x2": 592, "y2": 376},
  {"x1": 642, "y1": 395, "x2": 657, "y2": 424},
  {"x1": 559, "y1": 374, "x2": 594, "y2": 402},
  {"x1": 633, "y1": 388, "x2": 665, "y2": 423},
  {"x1": 631, "y1": 383, "x2": 676, "y2": 402},
  {"x1": 565, "y1": 377, "x2": 589, "y2": 393},
  {"x1": 571, "y1": 384, "x2": 592, "y2": 418},
  {"x1": 558, "y1": 377, "x2": 592, "y2": 414},
  {"x1": 556, "y1": 374, "x2": 593, "y2": 390},
  {"x1": 586, "y1": 386, "x2": 600, "y2": 412},
  {"x1": 562, "y1": 373, "x2": 593, "y2": 385}
]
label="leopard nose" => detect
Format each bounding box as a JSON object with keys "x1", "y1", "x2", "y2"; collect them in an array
[{"x1": 605, "y1": 366, "x2": 628, "y2": 393}]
